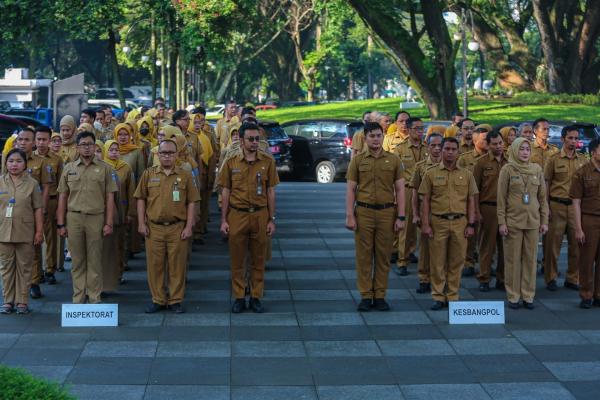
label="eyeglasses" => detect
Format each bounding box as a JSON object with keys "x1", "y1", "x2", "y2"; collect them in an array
[
  {"x1": 158, "y1": 151, "x2": 176, "y2": 156},
  {"x1": 411, "y1": 126, "x2": 425, "y2": 132},
  {"x1": 462, "y1": 126, "x2": 475, "y2": 131},
  {"x1": 245, "y1": 136, "x2": 260, "y2": 142},
  {"x1": 78, "y1": 143, "x2": 95, "y2": 148},
  {"x1": 178, "y1": 117, "x2": 190, "y2": 121}
]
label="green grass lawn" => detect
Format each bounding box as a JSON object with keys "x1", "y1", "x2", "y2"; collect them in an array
[{"x1": 255, "y1": 97, "x2": 600, "y2": 125}]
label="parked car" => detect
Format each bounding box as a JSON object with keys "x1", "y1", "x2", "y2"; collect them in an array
[
  {"x1": 281, "y1": 119, "x2": 363, "y2": 183},
  {"x1": 256, "y1": 104, "x2": 277, "y2": 111},
  {"x1": 6, "y1": 107, "x2": 53, "y2": 127},
  {"x1": 0, "y1": 114, "x2": 28, "y2": 157},
  {"x1": 206, "y1": 104, "x2": 225, "y2": 118},
  {"x1": 259, "y1": 120, "x2": 294, "y2": 175}
]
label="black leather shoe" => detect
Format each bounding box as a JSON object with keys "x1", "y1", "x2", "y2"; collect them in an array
[
  {"x1": 593, "y1": 299, "x2": 600, "y2": 307},
  {"x1": 546, "y1": 280, "x2": 558, "y2": 291},
  {"x1": 390, "y1": 252, "x2": 398, "y2": 264},
  {"x1": 357, "y1": 299, "x2": 372, "y2": 312},
  {"x1": 373, "y1": 298, "x2": 390, "y2": 311},
  {"x1": 39, "y1": 275, "x2": 47, "y2": 284},
  {"x1": 564, "y1": 281, "x2": 580, "y2": 291},
  {"x1": 416, "y1": 283, "x2": 431, "y2": 294},
  {"x1": 522, "y1": 301, "x2": 535, "y2": 310},
  {"x1": 170, "y1": 303, "x2": 185, "y2": 313},
  {"x1": 580, "y1": 299, "x2": 593, "y2": 309},
  {"x1": 408, "y1": 253, "x2": 418, "y2": 264},
  {"x1": 479, "y1": 282, "x2": 490, "y2": 292},
  {"x1": 45, "y1": 273, "x2": 57, "y2": 285},
  {"x1": 431, "y1": 301, "x2": 445, "y2": 311},
  {"x1": 508, "y1": 301, "x2": 520, "y2": 309},
  {"x1": 249, "y1": 297, "x2": 264, "y2": 313},
  {"x1": 29, "y1": 284, "x2": 42, "y2": 299},
  {"x1": 495, "y1": 281, "x2": 505, "y2": 291},
  {"x1": 231, "y1": 298, "x2": 246, "y2": 313},
  {"x1": 462, "y1": 266, "x2": 475, "y2": 277},
  {"x1": 145, "y1": 302, "x2": 163, "y2": 313},
  {"x1": 395, "y1": 266, "x2": 408, "y2": 276}
]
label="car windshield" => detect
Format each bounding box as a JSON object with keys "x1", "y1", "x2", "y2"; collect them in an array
[{"x1": 264, "y1": 125, "x2": 287, "y2": 139}]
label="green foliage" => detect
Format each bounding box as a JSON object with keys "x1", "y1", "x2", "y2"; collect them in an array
[
  {"x1": 0, "y1": 366, "x2": 75, "y2": 400},
  {"x1": 512, "y1": 92, "x2": 600, "y2": 106}
]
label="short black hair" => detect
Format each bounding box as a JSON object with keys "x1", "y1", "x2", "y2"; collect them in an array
[
  {"x1": 81, "y1": 108, "x2": 96, "y2": 120},
  {"x1": 95, "y1": 108, "x2": 105, "y2": 115},
  {"x1": 155, "y1": 97, "x2": 165, "y2": 103},
  {"x1": 5, "y1": 148, "x2": 27, "y2": 166},
  {"x1": 172, "y1": 110, "x2": 188, "y2": 123},
  {"x1": 427, "y1": 133, "x2": 443, "y2": 143},
  {"x1": 239, "y1": 122, "x2": 260, "y2": 138},
  {"x1": 561, "y1": 125, "x2": 579, "y2": 139},
  {"x1": 19, "y1": 126, "x2": 35, "y2": 136},
  {"x1": 241, "y1": 106, "x2": 256, "y2": 116},
  {"x1": 193, "y1": 106, "x2": 207, "y2": 116},
  {"x1": 76, "y1": 130, "x2": 96, "y2": 144},
  {"x1": 406, "y1": 117, "x2": 422, "y2": 128},
  {"x1": 242, "y1": 116, "x2": 258, "y2": 124},
  {"x1": 442, "y1": 137, "x2": 459, "y2": 148},
  {"x1": 588, "y1": 137, "x2": 599, "y2": 154},
  {"x1": 362, "y1": 111, "x2": 371, "y2": 119},
  {"x1": 394, "y1": 111, "x2": 411, "y2": 121},
  {"x1": 457, "y1": 118, "x2": 474, "y2": 128},
  {"x1": 454, "y1": 112, "x2": 464, "y2": 118},
  {"x1": 34, "y1": 125, "x2": 52, "y2": 137},
  {"x1": 364, "y1": 122, "x2": 383, "y2": 135},
  {"x1": 533, "y1": 118, "x2": 549, "y2": 131},
  {"x1": 486, "y1": 131, "x2": 502, "y2": 144}
]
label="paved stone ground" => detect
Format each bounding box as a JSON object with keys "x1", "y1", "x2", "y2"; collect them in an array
[{"x1": 1, "y1": 182, "x2": 599, "y2": 399}]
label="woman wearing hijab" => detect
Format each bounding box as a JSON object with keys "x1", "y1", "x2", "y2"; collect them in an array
[
  {"x1": 59, "y1": 115, "x2": 78, "y2": 163},
  {"x1": 497, "y1": 138, "x2": 549, "y2": 309},
  {"x1": 499, "y1": 126, "x2": 517, "y2": 148},
  {"x1": 94, "y1": 140, "x2": 105, "y2": 161},
  {"x1": 192, "y1": 114, "x2": 216, "y2": 238},
  {"x1": 104, "y1": 140, "x2": 135, "y2": 284},
  {"x1": 0, "y1": 149, "x2": 44, "y2": 314},
  {"x1": 150, "y1": 125, "x2": 183, "y2": 167}
]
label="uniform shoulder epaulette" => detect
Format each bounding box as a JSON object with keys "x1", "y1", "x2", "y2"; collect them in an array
[{"x1": 424, "y1": 163, "x2": 438, "y2": 172}]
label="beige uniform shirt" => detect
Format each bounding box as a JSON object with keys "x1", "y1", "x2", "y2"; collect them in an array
[
  {"x1": 419, "y1": 163, "x2": 478, "y2": 215},
  {"x1": 531, "y1": 142, "x2": 559, "y2": 169},
  {"x1": 458, "y1": 149, "x2": 486, "y2": 172},
  {"x1": 35, "y1": 150, "x2": 63, "y2": 196},
  {"x1": 0, "y1": 174, "x2": 43, "y2": 242},
  {"x1": 394, "y1": 140, "x2": 428, "y2": 183},
  {"x1": 473, "y1": 152, "x2": 508, "y2": 204},
  {"x1": 382, "y1": 133, "x2": 406, "y2": 153},
  {"x1": 544, "y1": 149, "x2": 587, "y2": 199},
  {"x1": 346, "y1": 150, "x2": 403, "y2": 205},
  {"x1": 216, "y1": 116, "x2": 240, "y2": 150},
  {"x1": 569, "y1": 161, "x2": 600, "y2": 216},
  {"x1": 58, "y1": 158, "x2": 118, "y2": 214},
  {"x1": 60, "y1": 143, "x2": 78, "y2": 164}
]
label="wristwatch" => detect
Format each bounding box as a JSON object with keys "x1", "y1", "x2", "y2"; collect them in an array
[
  {"x1": 468, "y1": 223, "x2": 476, "y2": 228},
  {"x1": 396, "y1": 215, "x2": 406, "y2": 221},
  {"x1": 270, "y1": 216, "x2": 276, "y2": 222},
  {"x1": 57, "y1": 224, "x2": 65, "y2": 229}
]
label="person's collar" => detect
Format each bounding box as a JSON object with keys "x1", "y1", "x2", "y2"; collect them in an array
[
  {"x1": 408, "y1": 139, "x2": 421, "y2": 147},
  {"x1": 367, "y1": 148, "x2": 384, "y2": 158},
  {"x1": 438, "y1": 161, "x2": 456, "y2": 170},
  {"x1": 75, "y1": 157, "x2": 98, "y2": 166},
  {"x1": 560, "y1": 147, "x2": 576, "y2": 158},
  {"x1": 156, "y1": 164, "x2": 179, "y2": 174},
  {"x1": 34, "y1": 149, "x2": 49, "y2": 157}
]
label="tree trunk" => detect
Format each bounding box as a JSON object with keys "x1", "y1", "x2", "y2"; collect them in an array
[
  {"x1": 216, "y1": 68, "x2": 237, "y2": 102},
  {"x1": 107, "y1": 29, "x2": 126, "y2": 109}
]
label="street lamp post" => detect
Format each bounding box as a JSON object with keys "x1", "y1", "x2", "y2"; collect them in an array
[{"x1": 460, "y1": 10, "x2": 469, "y2": 117}]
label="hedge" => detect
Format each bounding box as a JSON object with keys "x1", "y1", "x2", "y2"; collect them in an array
[
  {"x1": 512, "y1": 92, "x2": 600, "y2": 106},
  {"x1": 0, "y1": 366, "x2": 75, "y2": 400}
]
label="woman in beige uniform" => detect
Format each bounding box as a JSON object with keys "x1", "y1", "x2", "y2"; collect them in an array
[
  {"x1": 497, "y1": 138, "x2": 549, "y2": 309},
  {"x1": 0, "y1": 149, "x2": 44, "y2": 314}
]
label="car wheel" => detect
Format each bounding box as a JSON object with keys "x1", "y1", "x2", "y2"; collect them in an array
[{"x1": 316, "y1": 161, "x2": 335, "y2": 184}]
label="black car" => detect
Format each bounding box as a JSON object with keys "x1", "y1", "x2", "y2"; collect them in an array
[
  {"x1": 281, "y1": 119, "x2": 363, "y2": 183},
  {"x1": 259, "y1": 120, "x2": 294, "y2": 175}
]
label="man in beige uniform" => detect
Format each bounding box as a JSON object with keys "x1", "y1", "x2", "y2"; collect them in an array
[
  {"x1": 544, "y1": 126, "x2": 587, "y2": 291},
  {"x1": 419, "y1": 137, "x2": 477, "y2": 310},
  {"x1": 394, "y1": 117, "x2": 428, "y2": 275},
  {"x1": 458, "y1": 125, "x2": 489, "y2": 276},
  {"x1": 350, "y1": 111, "x2": 373, "y2": 158},
  {"x1": 136, "y1": 139, "x2": 199, "y2": 314},
  {"x1": 411, "y1": 133, "x2": 443, "y2": 293},
  {"x1": 457, "y1": 118, "x2": 476, "y2": 154},
  {"x1": 57, "y1": 131, "x2": 117, "y2": 304},
  {"x1": 382, "y1": 111, "x2": 410, "y2": 153},
  {"x1": 216, "y1": 101, "x2": 240, "y2": 150}
]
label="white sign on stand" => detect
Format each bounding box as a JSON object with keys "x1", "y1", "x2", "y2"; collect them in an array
[
  {"x1": 61, "y1": 304, "x2": 118, "y2": 327},
  {"x1": 449, "y1": 301, "x2": 504, "y2": 325}
]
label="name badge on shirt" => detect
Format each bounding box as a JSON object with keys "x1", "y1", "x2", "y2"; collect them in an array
[
  {"x1": 173, "y1": 190, "x2": 180, "y2": 202},
  {"x1": 522, "y1": 193, "x2": 530, "y2": 205},
  {"x1": 6, "y1": 199, "x2": 15, "y2": 218}
]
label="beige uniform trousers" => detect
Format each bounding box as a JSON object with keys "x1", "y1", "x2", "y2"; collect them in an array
[
  {"x1": 67, "y1": 212, "x2": 105, "y2": 304},
  {"x1": 544, "y1": 201, "x2": 579, "y2": 285},
  {"x1": 101, "y1": 226, "x2": 119, "y2": 292},
  {"x1": 146, "y1": 222, "x2": 189, "y2": 306},
  {"x1": 32, "y1": 197, "x2": 59, "y2": 283},
  {"x1": 417, "y1": 231, "x2": 430, "y2": 284},
  {"x1": 579, "y1": 215, "x2": 600, "y2": 301},
  {"x1": 429, "y1": 216, "x2": 468, "y2": 302},
  {"x1": 397, "y1": 188, "x2": 417, "y2": 266},
  {"x1": 503, "y1": 228, "x2": 538, "y2": 303},
  {"x1": 478, "y1": 204, "x2": 504, "y2": 284},
  {"x1": 0, "y1": 242, "x2": 34, "y2": 305}
]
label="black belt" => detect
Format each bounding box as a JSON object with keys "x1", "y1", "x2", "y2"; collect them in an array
[
  {"x1": 480, "y1": 201, "x2": 497, "y2": 206},
  {"x1": 230, "y1": 205, "x2": 265, "y2": 213},
  {"x1": 356, "y1": 201, "x2": 395, "y2": 210},
  {"x1": 550, "y1": 196, "x2": 572, "y2": 206},
  {"x1": 433, "y1": 213, "x2": 465, "y2": 220},
  {"x1": 49, "y1": 195, "x2": 58, "y2": 199},
  {"x1": 68, "y1": 210, "x2": 103, "y2": 215},
  {"x1": 150, "y1": 220, "x2": 182, "y2": 226}
]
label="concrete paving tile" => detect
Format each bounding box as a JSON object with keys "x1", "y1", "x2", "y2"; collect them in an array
[
  {"x1": 67, "y1": 358, "x2": 152, "y2": 384},
  {"x1": 362, "y1": 311, "x2": 431, "y2": 326},
  {"x1": 543, "y1": 361, "x2": 600, "y2": 381},
  {"x1": 0, "y1": 333, "x2": 20, "y2": 348},
  {"x1": 2, "y1": 348, "x2": 81, "y2": 366},
  {"x1": 163, "y1": 313, "x2": 229, "y2": 327},
  {"x1": 231, "y1": 326, "x2": 302, "y2": 341},
  {"x1": 231, "y1": 357, "x2": 313, "y2": 386},
  {"x1": 120, "y1": 314, "x2": 165, "y2": 327},
  {"x1": 300, "y1": 326, "x2": 372, "y2": 341},
  {"x1": 305, "y1": 340, "x2": 382, "y2": 357},
  {"x1": 511, "y1": 330, "x2": 590, "y2": 345},
  {"x1": 232, "y1": 386, "x2": 317, "y2": 400},
  {"x1": 149, "y1": 357, "x2": 230, "y2": 385},
  {"x1": 562, "y1": 381, "x2": 600, "y2": 400},
  {"x1": 462, "y1": 354, "x2": 554, "y2": 382},
  {"x1": 232, "y1": 341, "x2": 306, "y2": 357},
  {"x1": 401, "y1": 384, "x2": 491, "y2": 400},
  {"x1": 67, "y1": 384, "x2": 146, "y2": 400},
  {"x1": 289, "y1": 279, "x2": 348, "y2": 290},
  {"x1": 317, "y1": 385, "x2": 403, "y2": 400},
  {"x1": 387, "y1": 356, "x2": 476, "y2": 384},
  {"x1": 81, "y1": 341, "x2": 158, "y2": 357},
  {"x1": 283, "y1": 250, "x2": 332, "y2": 258},
  {"x1": 158, "y1": 326, "x2": 230, "y2": 341},
  {"x1": 144, "y1": 385, "x2": 230, "y2": 400},
  {"x1": 20, "y1": 365, "x2": 72, "y2": 384},
  {"x1": 156, "y1": 341, "x2": 230, "y2": 357},
  {"x1": 231, "y1": 312, "x2": 298, "y2": 326},
  {"x1": 438, "y1": 325, "x2": 510, "y2": 339},
  {"x1": 263, "y1": 290, "x2": 293, "y2": 300},
  {"x1": 14, "y1": 333, "x2": 89, "y2": 349},
  {"x1": 378, "y1": 339, "x2": 455, "y2": 357},
  {"x1": 297, "y1": 312, "x2": 363, "y2": 326},
  {"x1": 483, "y1": 382, "x2": 576, "y2": 400},
  {"x1": 291, "y1": 290, "x2": 352, "y2": 301},
  {"x1": 578, "y1": 330, "x2": 600, "y2": 344},
  {"x1": 449, "y1": 338, "x2": 528, "y2": 355},
  {"x1": 310, "y1": 357, "x2": 395, "y2": 385},
  {"x1": 90, "y1": 327, "x2": 160, "y2": 341},
  {"x1": 525, "y1": 345, "x2": 600, "y2": 362},
  {"x1": 293, "y1": 300, "x2": 356, "y2": 313},
  {"x1": 369, "y1": 325, "x2": 444, "y2": 340}
]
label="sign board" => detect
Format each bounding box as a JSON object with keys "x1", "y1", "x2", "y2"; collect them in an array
[
  {"x1": 53, "y1": 73, "x2": 87, "y2": 131},
  {"x1": 61, "y1": 304, "x2": 118, "y2": 327},
  {"x1": 449, "y1": 301, "x2": 504, "y2": 325}
]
